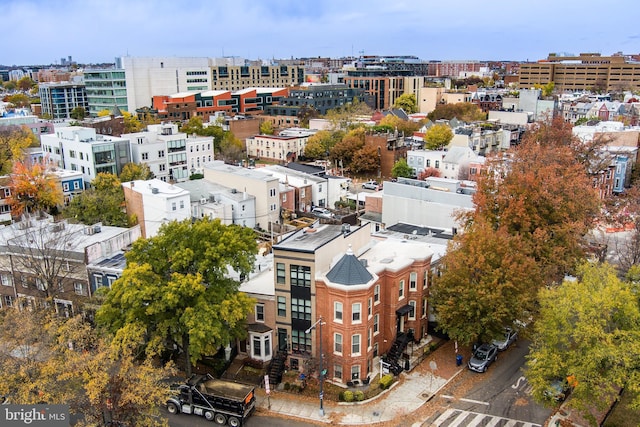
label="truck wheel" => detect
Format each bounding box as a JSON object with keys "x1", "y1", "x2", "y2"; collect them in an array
[
  {"x1": 204, "y1": 411, "x2": 215, "y2": 421},
  {"x1": 214, "y1": 413, "x2": 227, "y2": 425},
  {"x1": 167, "y1": 402, "x2": 179, "y2": 414},
  {"x1": 228, "y1": 416, "x2": 240, "y2": 427}
]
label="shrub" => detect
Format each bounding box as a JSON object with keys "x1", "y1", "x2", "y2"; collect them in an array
[
  {"x1": 379, "y1": 374, "x2": 394, "y2": 390},
  {"x1": 338, "y1": 391, "x2": 346, "y2": 401},
  {"x1": 343, "y1": 390, "x2": 354, "y2": 402},
  {"x1": 354, "y1": 390, "x2": 365, "y2": 401},
  {"x1": 283, "y1": 382, "x2": 291, "y2": 390}
]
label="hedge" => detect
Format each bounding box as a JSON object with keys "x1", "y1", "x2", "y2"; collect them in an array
[{"x1": 379, "y1": 374, "x2": 394, "y2": 390}]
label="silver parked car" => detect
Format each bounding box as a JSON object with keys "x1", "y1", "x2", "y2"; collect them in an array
[
  {"x1": 467, "y1": 343, "x2": 498, "y2": 373},
  {"x1": 361, "y1": 180, "x2": 381, "y2": 190},
  {"x1": 491, "y1": 327, "x2": 518, "y2": 351}
]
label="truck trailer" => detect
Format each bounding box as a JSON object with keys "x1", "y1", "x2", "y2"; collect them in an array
[{"x1": 167, "y1": 374, "x2": 256, "y2": 426}]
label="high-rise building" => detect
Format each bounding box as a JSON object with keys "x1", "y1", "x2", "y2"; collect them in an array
[
  {"x1": 84, "y1": 69, "x2": 128, "y2": 117},
  {"x1": 518, "y1": 53, "x2": 640, "y2": 92},
  {"x1": 38, "y1": 79, "x2": 88, "y2": 119}
]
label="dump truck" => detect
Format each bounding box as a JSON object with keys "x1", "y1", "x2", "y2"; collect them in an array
[{"x1": 167, "y1": 374, "x2": 256, "y2": 426}]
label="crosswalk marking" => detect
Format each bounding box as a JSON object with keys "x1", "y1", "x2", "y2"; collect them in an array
[{"x1": 430, "y1": 408, "x2": 542, "y2": 427}]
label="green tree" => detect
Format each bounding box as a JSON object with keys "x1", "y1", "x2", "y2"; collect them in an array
[
  {"x1": 70, "y1": 107, "x2": 87, "y2": 120},
  {"x1": 180, "y1": 116, "x2": 205, "y2": 135},
  {"x1": 393, "y1": 93, "x2": 418, "y2": 114},
  {"x1": 424, "y1": 124, "x2": 453, "y2": 150},
  {"x1": 259, "y1": 120, "x2": 274, "y2": 135},
  {"x1": 525, "y1": 262, "x2": 640, "y2": 416},
  {"x1": 96, "y1": 218, "x2": 258, "y2": 377},
  {"x1": 63, "y1": 173, "x2": 130, "y2": 226},
  {"x1": 391, "y1": 158, "x2": 414, "y2": 178},
  {"x1": 119, "y1": 162, "x2": 154, "y2": 182},
  {"x1": 0, "y1": 309, "x2": 174, "y2": 426}
]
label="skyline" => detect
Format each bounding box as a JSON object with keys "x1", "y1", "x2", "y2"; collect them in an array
[{"x1": 3, "y1": 0, "x2": 640, "y2": 66}]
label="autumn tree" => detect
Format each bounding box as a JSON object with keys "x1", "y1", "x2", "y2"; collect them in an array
[
  {"x1": 329, "y1": 127, "x2": 365, "y2": 168},
  {"x1": 391, "y1": 158, "x2": 414, "y2": 178},
  {"x1": 325, "y1": 98, "x2": 372, "y2": 130},
  {"x1": 119, "y1": 162, "x2": 154, "y2": 182},
  {"x1": 219, "y1": 132, "x2": 244, "y2": 163},
  {"x1": 17, "y1": 76, "x2": 36, "y2": 92},
  {"x1": 304, "y1": 130, "x2": 338, "y2": 160},
  {"x1": 96, "y1": 217, "x2": 258, "y2": 377},
  {"x1": 0, "y1": 309, "x2": 175, "y2": 426},
  {"x1": 0, "y1": 125, "x2": 38, "y2": 174},
  {"x1": 431, "y1": 117, "x2": 601, "y2": 344},
  {"x1": 431, "y1": 218, "x2": 541, "y2": 345},
  {"x1": 424, "y1": 124, "x2": 453, "y2": 150},
  {"x1": 417, "y1": 167, "x2": 441, "y2": 179},
  {"x1": 350, "y1": 145, "x2": 380, "y2": 175},
  {"x1": 4, "y1": 217, "x2": 88, "y2": 304},
  {"x1": 297, "y1": 104, "x2": 319, "y2": 128},
  {"x1": 393, "y1": 93, "x2": 418, "y2": 114},
  {"x1": 259, "y1": 120, "x2": 275, "y2": 135},
  {"x1": 70, "y1": 106, "x2": 87, "y2": 120},
  {"x1": 6, "y1": 93, "x2": 30, "y2": 108},
  {"x1": 427, "y1": 102, "x2": 486, "y2": 122},
  {"x1": 378, "y1": 114, "x2": 421, "y2": 136},
  {"x1": 123, "y1": 111, "x2": 144, "y2": 133},
  {"x1": 472, "y1": 118, "x2": 600, "y2": 284},
  {"x1": 8, "y1": 161, "x2": 63, "y2": 217},
  {"x1": 525, "y1": 262, "x2": 640, "y2": 416},
  {"x1": 63, "y1": 173, "x2": 130, "y2": 227},
  {"x1": 97, "y1": 109, "x2": 112, "y2": 117}
]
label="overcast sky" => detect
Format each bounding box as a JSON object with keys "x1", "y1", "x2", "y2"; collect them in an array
[{"x1": 4, "y1": 0, "x2": 639, "y2": 66}]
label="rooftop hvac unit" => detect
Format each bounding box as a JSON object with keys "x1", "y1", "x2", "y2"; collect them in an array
[{"x1": 151, "y1": 187, "x2": 159, "y2": 194}]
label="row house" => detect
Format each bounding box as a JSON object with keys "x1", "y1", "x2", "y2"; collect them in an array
[
  {"x1": 203, "y1": 161, "x2": 280, "y2": 231},
  {"x1": 124, "y1": 123, "x2": 214, "y2": 182},
  {"x1": 259, "y1": 164, "x2": 328, "y2": 211},
  {"x1": 0, "y1": 216, "x2": 140, "y2": 314},
  {"x1": 41, "y1": 126, "x2": 132, "y2": 188},
  {"x1": 175, "y1": 178, "x2": 257, "y2": 229},
  {"x1": 245, "y1": 134, "x2": 309, "y2": 164},
  {"x1": 122, "y1": 178, "x2": 191, "y2": 239},
  {"x1": 407, "y1": 146, "x2": 484, "y2": 180},
  {"x1": 272, "y1": 222, "x2": 436, "y2": 385}
]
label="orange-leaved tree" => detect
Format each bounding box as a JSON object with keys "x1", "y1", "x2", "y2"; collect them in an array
[{"x1": 8, "y1": 160, "x2": 63, "y2": 217}]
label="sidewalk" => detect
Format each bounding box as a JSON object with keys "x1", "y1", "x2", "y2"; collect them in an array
[{"x1": 254, "y1": 339, "x2": 465, "y2": 425}]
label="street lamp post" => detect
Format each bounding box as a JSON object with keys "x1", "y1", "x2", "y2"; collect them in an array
[{"x1": 306, "y1": 317, "x2": 325, "y2": 417}]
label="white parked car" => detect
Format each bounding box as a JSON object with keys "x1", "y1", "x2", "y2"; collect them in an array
[{"x1": 491, "y1": 327, "x2": 518, "y2": 351}]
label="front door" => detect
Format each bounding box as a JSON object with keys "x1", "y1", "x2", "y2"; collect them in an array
[{"x1": 278, "y1": 328, "x2": 288, "y2": 352}]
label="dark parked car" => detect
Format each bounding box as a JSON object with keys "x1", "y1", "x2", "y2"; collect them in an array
[
  {"x1": 544, "y1": 378, "x2": 571, "y2": 402},
  {"x1": 467, "y1": 343, "x2": 498, "y2": 373},
  {"x1": 491, "y1": 327, "x2": 518, "y2": 351}
]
